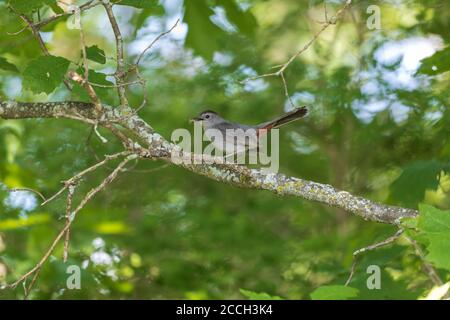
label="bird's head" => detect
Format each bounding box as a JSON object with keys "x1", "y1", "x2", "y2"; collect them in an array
[{"x1": 190, "y1": 110, "x2": 222, "y2": 125}]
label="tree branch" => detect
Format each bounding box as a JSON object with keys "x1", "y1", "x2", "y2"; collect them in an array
[
  {"x1": 0, "y1": 101, "x2": 419, "y2": 225},
  {"x1": 102, "y1": 0, "x2": 129, "y2": 108}
]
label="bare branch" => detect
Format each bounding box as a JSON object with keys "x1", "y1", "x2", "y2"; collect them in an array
[
  {"x1": 278, "y1": 0, "x2": 352, "y2": 75},
  {"x1": 68, "y1": 71, "x2": 103, "y2": 115},
  {"x1": 41, "y1": 151, "x2": 130, "y2": 206},
  {"x1": 4, "y1": 154, "x2": 136, "y2": 292},
  {"x1": 17, "y1": 13, "x2": 49, "y2": 55},
  {"x1": 345, "y1": 229, "x2": 404, "y2": 286},
  {"x1": 63, "y1": 184, "x2": 76, "y2": 263},
  {"x1": 120, "y1": 114, "x2": 418, "y2": 224},
  {"x1": 15, "y1": 11, "x2": 72, "y2": 91},
  {"x1": 34, "y1": 0, "x2": 100, "y2": 30},
  {"x1": 405, "y1": 235, "x2": 445, "y2": 288},
  {"x1": 5, "y1": 187, "x2": 46, "y2": 202},
  {"x1": 280, "y1": 71, "x2": 296, "y2": 109},
  {"x1": 240, "y1": 0, "x2": 352, "y2": 104},
  {"x1": 135, "y1": 19, "x2": 180, "y2": 66},
  {"x1": 102, "y1": 0, "x2": 129, "y2": 108},
  {"x1": 1, "y1": 101, "x2": 419, "y2": 225}
]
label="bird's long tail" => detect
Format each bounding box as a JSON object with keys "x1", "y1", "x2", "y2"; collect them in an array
[{"x1": 258, "y1": 106, "x2": 308, "y2": 130}]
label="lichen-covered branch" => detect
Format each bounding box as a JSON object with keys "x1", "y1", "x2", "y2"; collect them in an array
[
  {"x1": 0, "y1": 101, "x2": 120, "y2": 123},
  {"x1": 0, "y1": 101, "x2": 419, "y2": 225},
  {"x1": 171, "y1": 162, "x2": 418, "y2": 224}
]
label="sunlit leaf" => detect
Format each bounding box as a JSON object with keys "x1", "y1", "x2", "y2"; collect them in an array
[
  {"x1": 417, "y1": 204, "x2": 450, "y2": 271},
  {"x1": 22, "y1": 55, "x2": 70, "y2": 94},
  {"x1": 421, "y1": 282, "x2": 450, "y2": 300},
  {"x1": 240, "y1": 289, "x2": 283, "y2": 300},
  {"x1": 7, "y1": 0, "x2": 58, "y2": 13},
  {"x1": 0, "y1": 56, "x2": 18, "y2": 72},
  {"x1": 183, "y1": 0, "x2": 226, "y2": 60},
  {"x1": 310, "y1": 285, "x2": 359, "y2": 300},
  {"x1": 216, "y1": 0, "x2": 257, "y2": 38},
  {"x1": 94, "y1": 221, "x2": 131, "y2": 235},
  {"x1": 112, "y1": 0, "x2": 160, "y2": 9},
  {"x1": 390, "y1": 160, "x2": 450, "y2": 207},
  {"x1": 85, "y1": 45, "x2": 106, "y2": 64},
  {"x1": 417, "y1": 46, "x2": 450, "y2": 75}
]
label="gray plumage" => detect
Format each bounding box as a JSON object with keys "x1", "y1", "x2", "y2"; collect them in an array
[{"x1": 191, "y1": 106, "x2": 308, "y2": 154}]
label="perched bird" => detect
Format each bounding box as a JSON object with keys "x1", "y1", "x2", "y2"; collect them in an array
[{"x1": 191, "y1": 106, "x2": 308, "y2": 155}]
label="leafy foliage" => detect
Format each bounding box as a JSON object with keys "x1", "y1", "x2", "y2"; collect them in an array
[
  {"x1": 183, "y1": 0, "x2": 226, "y2": 60},
  {"x1": 0, "y1": 57, "x2": 18, "y2": 73},
  {"x1": 417, "y1": 46, "x2": 450, "y2": 76},
  {"x1": 416, "y1": 205, "x2": 450, "y2": 271},
  {"x1": 85, "y1": 45, "x2": 106, "y2": 65},
  {"x1": 310, "y1": 285, "x2": 359, "y2": 300},
  {"x1": 389, "y1": 160, "x2": 450, "y2": 208},
  {"x1": 240, "y1": 289, "x2": 282, "y2": 300},
  {"x1": 215, "y1": 0, "x2": 257, "y2": 38},
  {"x1": 113, "y1": 0, "x2": 161, "y2": 9},
  {"x1": 0, "y1": 0, "x2": 449, "y2": 300},
  {"x1": 71, "y1": 69, "x2": 115, "y2": 104},
  {"x1": 22, "y1": 55, "x2": 70, "y2": 94},
  {"x1": 6, "y1": 0, "x2": 57, "y2": 14}
]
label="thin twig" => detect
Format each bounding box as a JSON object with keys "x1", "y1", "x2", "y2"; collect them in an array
[
  {"x1": 41, "y1": 151, "x2": 130, "y2": 206},
  {"x1": 6, "y1": 25, "x2": 28, "y2": 36},
  {"x1": 68, "y1": 71, "x2": 103, "y2": 115},
  {"x1": 240, "y1": 0, "x2": 352, "y2": 104},
  {"x1": 278, "y1": 0, "x2": 351, "y2": 75},
  {"x1": 280, "y1": 71, "x2": 296, "y2": 109},
  {"x1": 405, "y1": 235, "x2": 444, "y2": 287},
  {"x1": 5, "y1": 154, "x2": 136, "y2": 292},
  {"x1": 34, "y1": 0, "x2": 99, "y2": 30},
  {"x1": 63, "y1": 184, "x2": 76, "y2": 263},
  {"x1": 345, "y1": 228, "x2": 404, "y2": 286},
  {"x1": 102, "y1": 0, "x2": 128, "y2": 108},
  {"x1": 135, "y1": 19, "x2": 179, "y2": 66},
  {"x1": 7, "y1": 187, "x2": 46, "y2": 202},
  {"x1": 89, "y1": 80, "x2": 141, "y2": 88},
  {"x1": 18, "y1": 14, "x2": 49, "y2": 55},
  {"x1": 14, "y1": 10, "x2": 72, "y2": 91},
  {"x1": 94, "y1": 123, "x2": 108, "y2": 143}
]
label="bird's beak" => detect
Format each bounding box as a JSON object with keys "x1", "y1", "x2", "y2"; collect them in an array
[{"x1": 189, "y1": 116, "x2": 203, "y2": 123}]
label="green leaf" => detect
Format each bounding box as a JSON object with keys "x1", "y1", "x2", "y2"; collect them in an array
[
  {"x1": 0, "y1": 56, "x2": 18, "y2": 72},
  {"x1": 239, "y1": 289, "x2": 282, "y2": 300},
  {"x1": 48, "y1": 2, "x2": 64, "y2": 14},
  {"x1": 183, "y1": 0, "x2": 226, "y2": 60},
  {"x1": 390, "y1": 160, "x2": 449, "y2": 207},
  {"x1": 85, "y1": 45, "x2": 106, "y2": 64},
  {"x1": 7, "y1": 0, "x2": 58, "y2": 13},
  {"x1": 216, "y1": 0, "x2": 257, "y2": 38},
  {"x1": 400, "y1": 216, "x2": 418, "y2": 229},
  {"x1": 417, "y1": 204, "x2": 450, "y2": 271},
  {"x1": 112, "y1": 0, "x2": 160, "y2": 9},
  {"x1": 310, "y1": 285, "x2": 359, "y2": 300},
  {"x1": 417, "y1": 46, "x2": 450, "y2": 76},
  {"x1": 22, "y1": 55, "x2": 70, "y2": 94}
]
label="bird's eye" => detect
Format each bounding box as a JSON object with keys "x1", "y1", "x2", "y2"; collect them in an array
[{"x1": 205, "y1": 115, "x2": 210, "y2": 119}]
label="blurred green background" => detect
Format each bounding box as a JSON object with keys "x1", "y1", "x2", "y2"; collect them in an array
[{"x1": 0, "y1": 0, "x2": 449, "y2": 299}]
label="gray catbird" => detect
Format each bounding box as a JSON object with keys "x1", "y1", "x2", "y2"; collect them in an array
[{"x1": 191, "y1": 106, "x2": 308, "y2": 155}]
